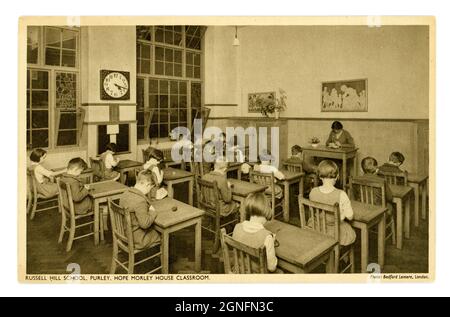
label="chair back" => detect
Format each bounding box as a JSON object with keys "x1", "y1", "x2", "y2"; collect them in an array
[
  {"x1": 298, "y1": 198, "x2": 340, "y2": 241},
  {"x1": 196, "y1": 177, "x2": 221, "y2": 214},
  {"x1": 283, "y1": 161, "x2": 303, "y2": 173},
  {"x1": 378, "y1": 170, "x2": 408, "y2": 186},
  {"x1": 27, "y1": 168, "x2": 37, "y2": 200},
  {"x1": 56, "y1": 178, "x2": 75, "y2": 219},
  {"x1": 90, "y1": 157, "x2": 105, "y2": 180},
  {"x1": 349, "y1": 176, "x2": 386, "y2": 207},
  {"x1": 249, "y1": 170, "x2": 276, "y2": 218},
  {"x1": 108, "y1": 199, "x2": 135, "y2": 253},
  {"x1": 220, "y1": 228, "x2": 268, "y2": 274}
]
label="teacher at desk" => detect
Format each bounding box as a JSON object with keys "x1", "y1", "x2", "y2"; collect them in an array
[{"x1": 326, "y1": 121, "x2": 355, "y2": 148}]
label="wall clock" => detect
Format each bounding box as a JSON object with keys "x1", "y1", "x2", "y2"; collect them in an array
[{"x1": 100, "y1": 70, "x2": 130, "y2": 100}]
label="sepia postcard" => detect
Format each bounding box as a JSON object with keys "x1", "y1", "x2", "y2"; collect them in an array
[{"x1": 18, "y1": 16, "x2": 435, "y2": 283}]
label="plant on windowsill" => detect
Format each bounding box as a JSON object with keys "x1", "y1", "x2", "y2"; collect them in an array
[{"x1": 259, "y1": 88, "x2": 287, "y2": 119}]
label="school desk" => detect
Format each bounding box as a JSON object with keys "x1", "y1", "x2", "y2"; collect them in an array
[
  {"x1": 115, "y1": 159, "x2": 143, "y2": 184},
  {"x1": 228, "y1": 179, "x2": 267, "y2": 222},
  {"x1": 302, "y1": 145, "x2": 359, "y2": 189},
  {"x1": 163, "y1": 167, "x2": 194, "y2": 205},
  {"x1": 408, "y1": 173, "x2": 429, "y2": 226},
  {"x1": 350, "y1": 200, "x2": 387, "y2": 272},
  {"x1": 151, "y1": 197, "x2": 205, "y2": 274},
  {"x1": 87, "y1": 180, "x2": 128, "y2": 245},
  {"x1": 265, "y1": 220, "x2": 338, "y2": 273},
  {"x1": 226, "y1": 162, "x2": 243, "y2": 179},
  {"x1": 278, "y1": 169, "x2": 305, "y2": 222},
  {"x1": 390, "y1": 184, "x2": 414, "y2": 249}
]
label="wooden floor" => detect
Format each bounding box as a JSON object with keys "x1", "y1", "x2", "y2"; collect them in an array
[{"x1": 26, "y1": 185, "x2": 429, "y2": 274}]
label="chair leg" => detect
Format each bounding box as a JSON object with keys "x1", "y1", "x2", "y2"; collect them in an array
[
  {"x1": 213, "y1": 216, "x2": 221, "y2": 253},
  {"x1": 110, "y1": 242, "x2": 118, "y2": 274},
  {"x1": 334, "y1": 246, "x2": 340, "y2": 273},
  {"x1": 66, "y1": 218, "x2": 76, "y2": 252},
  {"x1": 389, "y1": 215, "x2": 396, "y2": 246},
  {"x1": 350, "y1": 247, "x2": 355, "y2": 273},
  {"x1": 58, "y1": 214, "x2": 66, "y2": 244},
  {"x1": 30, "y1": 197, "x2": 37, "y2": 220},
  {"x1": 128, "y1": 252, "x2": 135, "y2": 274}
]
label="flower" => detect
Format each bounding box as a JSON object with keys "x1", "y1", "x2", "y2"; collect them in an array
[
  {"x1": 310, "y1": 137, "x2": 320, "y2": 144},
  {"x1": 259, "y1": 88, "x2": 288, "y2": 117}
]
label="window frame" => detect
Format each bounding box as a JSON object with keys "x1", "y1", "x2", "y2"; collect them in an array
[
  {"x1": 136, "y1": 25, "x2": 204, "y2": 144},
  {"x1": 26, "y1": 26, "x2": 81, "y2": 151}
]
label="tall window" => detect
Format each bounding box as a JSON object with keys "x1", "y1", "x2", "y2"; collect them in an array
[
  {"x1": 136, "y1": 25, "x2": 204, "y2": 140},
  {"x1": 26, "y1": 26, "x2": 80, "y2": 150}
]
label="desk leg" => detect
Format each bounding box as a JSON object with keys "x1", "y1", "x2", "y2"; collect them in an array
[
  {"x1": 394, "y1": 198, "x2": 403, "y2": 249},
  {"x1": 404, "y1": 196, "x2": 411, "y2": 239},
  {"x1": 188, "y1": 178, "x2": 193, "y2": 206},
  {"x1": 421, "y1": 181, "x2": 427, "y2": 220},
  {"x1": 194, "y1": 219, "x2": 202, "y2": 272},
  {"x1": 342, "y1": 155, "x2": 347, "y2": 190},
  {"x1": 94, "y1": 201, "x2": 100, "y2": 246},
  {"x1": 378, "y1": 213, "x2": 386, "y2": 269},
  {"x1": 412, "y1": 183, "x2": 420, "y2": 227},
  {"x1": 360, "y1": 225, "x2": 369, "y2": 273},
  {"x1": 167, "y1": 181, "x2": 174, "y2": 198},
  {"x1": 237, "y1": 169, "x2": 242, "y2": 180},
  {"x1": 326, "y1": 250, "x2": 335, "y2": 273},
  {"x1": 283, "y1": 181, "x2": 290, "y2": 222},
  {"x1": 299, "y1": 177, "x2": 304, "y2": 199},
  {"x1": 238, "y1": 198, "x2": 245, "y2": 222},
  {"x1": 161, "y1": 231, "x2": 170, "y2": 274},
  {"x1": 120, "y1": 172, "x2": 126, "y2": 185},
  {"x1": 353, "y1": 154, "x2": 358, "y2": 177}
]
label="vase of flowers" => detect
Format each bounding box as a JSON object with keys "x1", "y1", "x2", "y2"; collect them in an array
[
  {"x1": 259, "y1": 88, "x2": 287, "y2": 119},
  {"x1": 310, "y1": 137, "x2": 320, "y2": 148}
]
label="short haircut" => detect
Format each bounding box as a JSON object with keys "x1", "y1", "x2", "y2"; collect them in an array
[
  {"x1": 331, "y1": 121, "x2": 343, "y2": 130},
  {"x1": 291, "y1": 145, "x2": 302, "y2": 155},
  {"x1": 29, "y1": 148, "x2": 47, "y2": 163},
  {"x1": 243, "y1": 192, "x2": 272, "y2": 220},
  {"x1": 214, "y1": 157, "x2": 228, "y2": 170},
  {"x1": 389, "y1": 152, "x2": 405, "y2": 165},
  {"x1": 361, "y1": 156, "x2": 378, "y2": 174},
  {"x1": 136, "y1": 170, "x2": 156, "y2": 186},
  {"x1": 67, "y1": 157, "x2": 88, "y2": 170},
  {"x1": 106, "y1": 143, "x2": 117, "y2": 152},
  {"x1": 148, "y1": 148, "x2": 164, "y2": 162},
  {"x1": 317, "y1": 160, "x2": 339, "y2": 179}
]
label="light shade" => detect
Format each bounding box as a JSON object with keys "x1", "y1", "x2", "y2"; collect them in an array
[{"x1": 233, "y1": 37, "x2": 240, "y2": 46}]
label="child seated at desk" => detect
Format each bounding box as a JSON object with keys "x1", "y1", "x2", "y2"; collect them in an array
[
  {"x1": 378, "y1": 151, "x2": 405, "y2": 173},
  {"x1": 232, "y1": 192, "x2": 278, "y2": 273},
  {"x1": 29, "y1": 148, "x2": 59, "y2": 198},
  {"x1": 353, "y1": 157, "x2": 394, "y2": 216},
  {"x1": 60, "y1": 158, "x2": 92, "y2": 215},
  {"x1": 119, "y1": 170, "x2": 160, "y2": 249},
  {"x1": 253, "y1": 150, "x2": 284, "y2": 199},
  {"x1": 100, "y1": 143, "x2": 120, "y2": 181},
  {"x1": 287, "y1": 145, "x2": 318, "y2": 192},
  {"x1": 202, "y1": 158, "x2": 239, "y2": 217},
  {"x1": 308, "y1": 160, "x2": 356, "y2": 246},
  {"x1": 143, "y1": 148, "x2": 167, "y2": 200}
]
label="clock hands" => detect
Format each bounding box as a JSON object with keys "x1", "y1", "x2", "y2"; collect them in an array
[{"x1": 114, "y1": 83, "x2": 127, "y2": 91}]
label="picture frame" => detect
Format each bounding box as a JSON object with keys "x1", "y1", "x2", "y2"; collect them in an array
[
  {"x1": 248, "y1": 91, "x2": 276, "y2": 113},
  {"x1": 321, "y1": 78, "x2": 368, "y2": 112}
]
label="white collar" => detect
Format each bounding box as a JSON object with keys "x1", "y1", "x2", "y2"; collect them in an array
[{"x1": 242, "y1": 220, "x2": 265, "y2": 233}]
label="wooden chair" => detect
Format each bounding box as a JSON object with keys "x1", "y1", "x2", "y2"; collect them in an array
[
  {"x1": 57, "y1": 178, "x2": 95, "y2": 252},
  {"x1": 196, "y1": 178, "x2": 240, "y2": 253},
  {"x1": 283, "y1": 161, "x2": 303, "y2": 173},
  {"x1": 349, "y1": 176, "x2": 396, "y2": 245},
  {"x1": 108, "y1": 199, "x2": 162, "y2": 274},
  {"x1": 378, "y1": 170, "x2": 408, "y2": 186},
  {"x1": 220, "y1": 228, "x2": 268, "y2": 274},
  {"x1": 249, "y1": 170, "x2": 284, "y2": 220},
  {"x1": 89, "y1": 157, "x2": 105, "y2": 182},
  {"x1": 298, "y1": 198, "x2": 355, "y2": 273},
  {"x1": 28, "y1": 169, "x2": 60, "y2": 220}
]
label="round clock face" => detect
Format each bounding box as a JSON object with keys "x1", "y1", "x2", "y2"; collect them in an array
[{"x1": 103, "y1": 72, "x2": 129, "y2": 98}]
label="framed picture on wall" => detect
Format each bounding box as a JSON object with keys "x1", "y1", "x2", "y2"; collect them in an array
[
  {"x1": 248, "y1": 91, "x2": 275, "y2": 113},
  {"x1": 321, "y1": 78, "x2": 368, "y2": 112}
]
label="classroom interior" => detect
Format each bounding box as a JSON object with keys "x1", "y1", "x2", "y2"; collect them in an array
[{"x1": 25, "y1": 25, "x2": 430, "y2": 275}]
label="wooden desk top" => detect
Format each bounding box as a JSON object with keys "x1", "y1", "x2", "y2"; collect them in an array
[
  {"x1": 303, "y1": 145, "x2": 358, "y2": 154},
  {"x1": 116, "y1": 160, "x2": 143, "y2": 169},
  {"x1": 265, "y1": 220, "x2": 337, "y2": 267},
  {"x1": 87, "y1": 181, "x2": 128, "y2": 199},
  {"x1": 152, "y1": 197, "x2": 204, "y2": 228},
  {"x1": 279, "y1": 169, "x2": 305, "y2": 181},
  {"x1": 351, "y1": 200, "x2": 387, "y2": 224},
  {"x1": 408, "y1": 173, "x2": 429, "y2": 183},
  {"x1": 229, "y1": 179, "x2": 267, "y2": 197},
  {"x1": 390, "y1": 184, "x2": 413, "y2": 199},
  {"x1": 163, "y1": 167, "x2": 194, "y2": 180}
]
